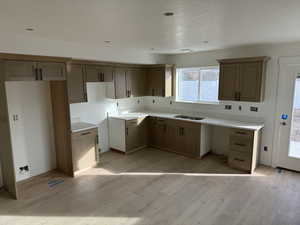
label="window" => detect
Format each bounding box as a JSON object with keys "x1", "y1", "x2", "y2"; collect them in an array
[{"x1": 176, "y1": 67, "x2": 219, "y2": 103}]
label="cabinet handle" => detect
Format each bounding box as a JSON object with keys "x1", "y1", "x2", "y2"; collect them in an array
[
  {"x1": 95, "y1": 134, "x2": 99, "y2": 144},
  {"x1": 102, "y1": 73, "x2": 105, "y2": 82},
  {"x1": 238, "y1": 92, "x2": 241, "y2": 101},
  {"x1": 39, "y1": 68, "x2": 43, "y2": 80},
  {"x1": 126, "y1": 127, "x2": 129, "y2": 136},
  {"x1": 182, "y1": 127, "x2": 185, "y2": 136},
  {"x1": 81, "y1": 132, "x2": 91, "y2": 136},
  {"x1": 162, "y1": 89, "x2": 165, "y2": 96},
  {"x1": 98, "y1": 72, "x2": 101, "y2": 81},
  {"x1": 234, "y1": 92, "x2": 238, "y2": 101},
  {"x1": 35, "y1": 68, "x2": 38, "y2": 80},
  {"x1": 152, "y1": 88, "x2": 155, "y2": 96},
  {"x1": 234, "y1": 143, "x2": 246, "y2": 147}
]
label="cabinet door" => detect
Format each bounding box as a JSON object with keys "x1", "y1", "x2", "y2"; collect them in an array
[
  {"x1": 67, "y1": 64, "x2": 87, "y2": 104},
  {"x1": 5, "y1": 60, "x2": 36, "y2": 81},
  {"x1": 239, "y1": 62, "x2": 262, "y2": 102},
  {"x1": 38, "y1": 62, "x2": 66, "y2": 81},
  {"x1": 166, "y1": 119, "x2": 177, "y2": 151},
  {"x1": 125, "y1": 120, "x2": 139, "y2": 151},
  {"x1": 85, "y1": 65, "x2": 101, "y2": 82},
  {"x1": 184, "y1": 123, "x2": 201, "y2": 156},
  {"x1": 114, "y1": 68, "x2": 127, "y2": 99},
  {"x1": 126, "y1": 68, "x2": 146, "y2": 97},
  {"x1": 72, "y1": 129, "x2": 97, "y2": 172},
  {"x1": 218, "y1": 63, "x2": 239, "y2": 101},
  {"x1": 99, "y1": 66, "x2": 113, "y2": 82},
  {"x1": 147, "y1": 68, "x2": 164, "y2": 96}
]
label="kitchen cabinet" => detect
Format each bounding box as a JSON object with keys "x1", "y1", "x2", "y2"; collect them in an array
[
  {"x1": 218, "y1": 57, "x2": 269, "y2": 102},
  {"x1": 146, "y1": 65, "x2": 173, "y2": 97},
  {"x1": 109, "y1": 117, "x2": 148, "y2": 153},
  {"x1": 71, "y1": 128, "x2": 98, "y2": 174},
  {"x1": 85, "y1": 65, "x2": 113, "y2": 82},
  {"x1": 38, "y1": 62, "x2": 66, "y2": 81},
  {"x1": 228, "y1": 128, "x2": 260, "y2": 173},
  {"x1": 172, "y1": 120, "x2": 201, "y2": 157},
  {"x1": 148, "y1": 117, "x2": 168, "y2": 149},
  {"x1": 114, "y1": 68, "x2": 127, "y2": 99},
  {"x1": 67, "y1": 64, "x2": 87, "y2": 104},
  {"x1": 126, "y1": 68, "x2": 146, "y2": 97},
  {"x1": 4, "y1": 60, "x2": 66, "y2": 81},
  {"x1": 149, "y1": 117, "x2": 201, "y2": 157},
  {"x1": 5, "y1": 61, "x2": 37, "y2": 81}
]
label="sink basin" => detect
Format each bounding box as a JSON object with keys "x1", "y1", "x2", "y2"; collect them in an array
[{"x1": 174, "y1": 115, "x2": 204, "y2": 121}]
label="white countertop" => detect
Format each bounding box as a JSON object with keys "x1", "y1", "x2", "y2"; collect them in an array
[
  {"x1": 71, "y1": 122, "x2": 98, "y2": 133},
  {"x1": 109, "y1": 112, "x2": 264, "y2": 131}
]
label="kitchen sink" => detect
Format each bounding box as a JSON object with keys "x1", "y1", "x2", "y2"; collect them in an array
[{"x1": 174, "y1": 115, "x2": 204, "y2": 121}]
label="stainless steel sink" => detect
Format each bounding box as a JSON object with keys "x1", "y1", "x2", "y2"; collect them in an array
[{"x1": 174, "y1": 115, "x2": 204, "y2": 121}]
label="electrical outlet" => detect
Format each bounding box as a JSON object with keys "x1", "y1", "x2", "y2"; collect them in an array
[
  {"x1": 116, "y1": 102, "x2": 119, "y2": 107},
  {"x1": 170, "y1": 101, "x2": 173, "y2": 105},
  {"x1": 238, "y1": 105, "x2": 242, "y2": 111},
  {"x1": 137, "y1": 99, "x2": 140, "y2": 104},
  {"x1": 152, "y1": 99, "x2": 155, "y2": 104},
  {"x1": 250, "y1": 106, "x2": 258, "y2": 112},
  {"x1": 225, "y1": 105, "x2": 232, "y2": 110},
  {"x1": 264, "y1": 146, "x2": 268, "y2": 152}
]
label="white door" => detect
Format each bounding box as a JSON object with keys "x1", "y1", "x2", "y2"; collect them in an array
[{"x1": 276, "y1": 57, "x2": 300, "y2": 171}]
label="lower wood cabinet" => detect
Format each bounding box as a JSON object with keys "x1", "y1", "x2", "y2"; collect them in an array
[
  {"x1": 71, "y1": 128, "x2": 98, "y2": 175},
  {"x1": 228, "y1": 128, "x2": 260, "y2": 173},
  {"x1": 109, "y1": 117, "x2": 148, "y2": 153},
  {"x1": 148, "y1": 117, "x2": 201, "y2": 157}
]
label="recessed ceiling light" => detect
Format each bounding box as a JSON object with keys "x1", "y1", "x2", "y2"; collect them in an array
[
  {"x1": 203, "y1": 41, "x2": 209, "y2": 44},
  {"x1": 104, "y1": 40, "x2": 111, "y2": 44},
  {"x1": 151, "y1": 48, "x2": 155, "y2": 50},
  {"x1": 25, "y1": 28, "x2": 34, "y2": 31},
  {"x1": 164, "y1": 12, "x2": 174, "y2": 16}
]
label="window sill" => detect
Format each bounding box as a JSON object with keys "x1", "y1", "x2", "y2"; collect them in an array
[{"x1": 174, "y1": 100, "x2": 221, "y2": 105}]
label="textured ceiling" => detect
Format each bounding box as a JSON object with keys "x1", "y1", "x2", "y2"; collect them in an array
[{"x1": 1, "y1": 0, "x2": 300, "y2": 54}]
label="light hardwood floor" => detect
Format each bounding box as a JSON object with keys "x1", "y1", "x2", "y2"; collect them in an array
[{"x1": 0, "y1": 148, "x2": 300, "y2": 225}]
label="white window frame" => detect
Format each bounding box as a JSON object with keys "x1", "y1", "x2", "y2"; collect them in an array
[{"x1": 175, "y1": 66, "x2": 220, "y2": 104}]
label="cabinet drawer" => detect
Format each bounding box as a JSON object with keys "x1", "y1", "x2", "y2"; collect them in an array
[
  {"x1": 230, "y1": 129, "x2": 253, "y2": 138},
  {"x1": 229, "y1": 136, "x2": 253, "y2": 153},
  {"x1": 228, "y1": 151, "x2": 251, "y2": 172},
  {"x1": 126, "y1": 119, "x2": 138, "y2": 126},
  {"x1": 72, "y1": 128, "x2": 98, "y2": 138}
]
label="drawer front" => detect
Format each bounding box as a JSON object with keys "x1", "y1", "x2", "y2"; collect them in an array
[
  {"x1": 72, "y1": 128, "x2": 98, "y2": 138},
  {"x1": 230, "y1": 128, "x2": 253, "y2": 138},
  {"x1": 126, "y1": 119, "x2": 138, "y2": 127},
  {"x1": 229, "y1": 135, "x2": 253, "y2": 154},
  {"x1": 228, "y1": 151, "x2": 251, "y2": 172}
]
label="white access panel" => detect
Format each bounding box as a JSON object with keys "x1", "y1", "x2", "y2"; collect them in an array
[{"x1": 108, "y1": 118, "x2": 126, "y2": 152}]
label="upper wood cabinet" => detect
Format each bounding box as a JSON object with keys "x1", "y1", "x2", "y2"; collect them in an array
[
  {"x1": 114, "y1": 68, "x2": 127, "y2": 99},
  {"x1": 126, "y1": 68, "x2": 146, "y2": 97},
  {"x1": 5, "y1": 61, "x2": 37, "y2": 81},
  {"x1": 67, "y1": 64, "x2": 87, "y2": 104},
  {"x1": 146, "y1": 65, "x2": 173, "y2": 97},
  {"x1": 218, "y1": 57, "x2": 269, "y2": 102},
  {"x1": 38, "y1": 62, "x2": 66, "y2": 81},
  {"x1": 4, "y1": 60, "x2": 66, "y2": 81},
  {"x1": 85, "y1": 65, "x2": 113, "y2": 82}
]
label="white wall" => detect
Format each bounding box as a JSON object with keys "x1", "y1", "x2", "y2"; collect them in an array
[
  {"x1": 6, "y1": 82, "x2": 56, "y2": 181},
  {"x1": 0, "y1": 33, "x2": 165, "y2": 65},
  {"x1": 70, "y1": 83, "x2": 144, "y2": 153},
  {"x1": 154, "y1": 42, "x2": 300, "y2": 166}
]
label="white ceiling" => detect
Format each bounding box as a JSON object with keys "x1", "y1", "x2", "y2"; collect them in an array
[{"x1": 1, "y1": 0, "x2": 300, "y2": 54}]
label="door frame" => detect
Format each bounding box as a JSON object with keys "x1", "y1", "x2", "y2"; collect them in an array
[{"x1": 273, "y1": 56, "x2": 300, "y2": 169}]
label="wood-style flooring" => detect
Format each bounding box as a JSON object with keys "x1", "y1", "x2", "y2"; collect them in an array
[{"x1": 0, "y1": 148, "x2": 300, "y2": 225}]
